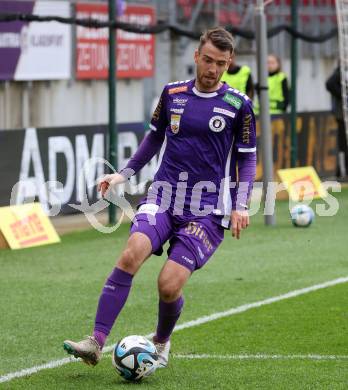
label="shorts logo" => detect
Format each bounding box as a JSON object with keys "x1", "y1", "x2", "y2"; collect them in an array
[
  {"x1": 223, "y1": 93, "x2": 242, "y2": 109},
  {"x1": 168, "y1": 85, "x2": 188, "y2": 94},
  {"x1": 170, "y1": 114, "x2": 181, "y2": 134},
  {"x1": 209, "y1": 115, "x2": 226, "y2": 132},
  {"x1": 182, "y1": 255, "x2": 194, "y2": 265},
  {"x1": 197, "y1": 246, "x2": 205, "y2": 260},
  {"x1": 185, "y1": 222, "x2": 213, "y2": 252}
]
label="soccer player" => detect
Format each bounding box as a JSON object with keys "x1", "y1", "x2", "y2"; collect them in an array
[{"x1": 63, "y1": 27, "x2": 256, "y2": 368}]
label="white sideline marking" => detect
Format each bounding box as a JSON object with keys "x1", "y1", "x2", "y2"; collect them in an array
[
  {"x1": 0, "y1": 358, "x2": 76, "y2": 384},
  {"x1": 173, "y1": 354, "x2": 348, "y2": 361},
  {"x1": 1, "y1": 276, "x2": 348, "y2": 383}
]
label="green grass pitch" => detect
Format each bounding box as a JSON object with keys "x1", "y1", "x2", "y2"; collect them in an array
[{"x1": 0, "y1": 189, "x2": 347, "y2": 389}]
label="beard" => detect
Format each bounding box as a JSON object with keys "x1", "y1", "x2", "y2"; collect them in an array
[{"x1": 197, "y1": 70, "x2": 220, "y2": 91}]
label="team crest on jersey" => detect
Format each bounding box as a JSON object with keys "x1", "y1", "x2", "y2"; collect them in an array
[
  {"x1": 209, "y1": 115, "x2": 226, "y2": 132},
  {"x1": 170, "y1": 114, "x2": 181, "y2": 134}
]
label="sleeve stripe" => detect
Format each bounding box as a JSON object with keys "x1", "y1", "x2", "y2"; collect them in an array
[
  {"x1": 149, "y1": 124, "x2": 157, "y2": 131},
  {"x1": 238, "y1": 147, "x2": 256, "y2": 153}
]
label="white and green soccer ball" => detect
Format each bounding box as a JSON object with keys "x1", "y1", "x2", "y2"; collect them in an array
[
  {"x1": 112, "y1": 335, "x2": 159, "y2": 382},
  {"x1": 290, "y1": 204, "x2": 315, "y2": 227}
]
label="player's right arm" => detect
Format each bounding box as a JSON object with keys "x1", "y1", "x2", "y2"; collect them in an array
[
  {"x1": 97, "y1": 172, "x2": 127, "y2": 197},
  {"x1": 97, "y1": 87, "x2": 169, "y2": 196}
]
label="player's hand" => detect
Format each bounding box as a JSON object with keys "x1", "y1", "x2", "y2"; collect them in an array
[
  {"x1": 231, "y1": 209, "x2": 249, "y2": 239},
  {"x1": 97, "y1": 173, "x2": 126, "y2": 197}
]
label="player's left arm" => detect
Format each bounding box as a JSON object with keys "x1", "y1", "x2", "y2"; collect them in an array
[{"x1": 230, "y1": 99, "x2": 257, "y2": 239}]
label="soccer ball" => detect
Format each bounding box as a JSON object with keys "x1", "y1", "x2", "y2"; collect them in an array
[
  {"x1": 112, "y1": 335, "x2": 159, "y2": 381},
  {"x1": 290, "y1": 204, "x2": 315, "y2": 227}
]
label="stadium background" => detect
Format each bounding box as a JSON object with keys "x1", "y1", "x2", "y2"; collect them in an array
[
  {"x1": 0, "y1": 0, "x2": 342, "y2": 216},
  {"x1": 0, "y1": 1, "x2": 347, "y2": 389}
]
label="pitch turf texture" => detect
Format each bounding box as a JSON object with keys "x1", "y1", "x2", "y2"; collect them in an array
[{"x1": 1, "y1": 190, "x2": 347, "y2": 389}]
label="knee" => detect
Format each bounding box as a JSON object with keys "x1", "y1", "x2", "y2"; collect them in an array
[
  {"x1": 158, "y1": 276, "x2": 181, "y2": 302},
  {"x1": 117, "y1": 248, "x2": 137, "y2": 274}
]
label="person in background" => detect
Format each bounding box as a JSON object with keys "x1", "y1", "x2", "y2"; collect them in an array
[
  {"x1": 255, "y1": 54, "x2": 289, "y2": 115},
  {"x1": 266, "y1": 54, "x2": 289, "y2": 114},
  {"x1": 326, "y1": 66, "x2": 348, "y2": 179},
  {"x1": 220, "y1": 52, "x2": 254, "y2": 99}
]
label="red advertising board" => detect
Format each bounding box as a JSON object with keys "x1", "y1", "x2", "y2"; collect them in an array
[{"x1": 76, "y1": 3, "x2": 155, "y2": 79}]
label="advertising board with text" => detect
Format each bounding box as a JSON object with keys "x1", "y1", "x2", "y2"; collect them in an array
[
  {"x1": 76, "y1": 3, "x2": 155, "y2": 79},
  {"x1": 0, "y1": 1, "x2": 71, "y2": 80},
  {"x1": 0, "y1": 112, "x2": 338, "y2": 216},
  {"x1": 0, "y1": 203, "x2": 60, "y2": 249}
]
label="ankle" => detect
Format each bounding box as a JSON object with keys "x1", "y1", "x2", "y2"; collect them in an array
[
  {"x1": 153, "y1": 335, "x2": 170, "y2": 344},
  {"x1": 93, "y1": 330, "x2": 107, "y2": 349}
]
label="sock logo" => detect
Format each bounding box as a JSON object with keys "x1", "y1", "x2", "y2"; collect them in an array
[{"x1": 104, "y1": 284, "x2": 116, "y2": 290}]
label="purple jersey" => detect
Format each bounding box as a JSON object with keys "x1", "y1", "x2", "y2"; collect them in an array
[
  {"x1": 147, "y1": 79, "x2": 256, "y2": 227},
  {"x1": 122, "y1": 79, "x2": 256, "y2": 228}
]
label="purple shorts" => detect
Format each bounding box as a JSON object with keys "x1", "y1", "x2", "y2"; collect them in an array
[{"x1": 130, "y1": 204, "x2": 224, "y2": 273}]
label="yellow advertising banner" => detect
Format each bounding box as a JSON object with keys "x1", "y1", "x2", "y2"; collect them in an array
[
  {"x1": 277, "y1": 166, "x2": 327, "y2": 201},
  {"x1": 0, "y1": 203, "x2": 60, "y2": 250}
]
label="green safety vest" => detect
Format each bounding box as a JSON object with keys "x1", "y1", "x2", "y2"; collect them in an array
[
  {"x1": 221, "y1": 65, "x2": 251, "y2": 94},
  {"x1": 254, "y1": 71, "x2": 287, "y2": 115},
  {"x1": 268, "y1": 71, "x2": 286, "y2": 114}
]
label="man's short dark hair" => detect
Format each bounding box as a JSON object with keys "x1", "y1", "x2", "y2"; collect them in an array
[{"x1": 198, "y1": 27, "x2": 234, "y2": 55}]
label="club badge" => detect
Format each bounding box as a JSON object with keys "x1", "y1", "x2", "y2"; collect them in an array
[
  {"x1": 209, "y1": 115, "x2": 226, "y2": 132},
  {"x1": 170, "y1": 114, "x2": 181, "y2": 134}
]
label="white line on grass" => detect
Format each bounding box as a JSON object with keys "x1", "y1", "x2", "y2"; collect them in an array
[
  {"x1": 173, "y1": 354, "x2": 348, "y2": 361},
  {"x1": 0, "y1": 358, "x2": 76, "y2": 384},
  {"x1": 1, "y1": 275, "x2": 348, "y2": 383}
]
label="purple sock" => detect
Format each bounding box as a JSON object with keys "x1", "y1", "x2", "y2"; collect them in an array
[
  {"x1": 155, "y1": 296, "x2": 184, "y2": 343},
  {"x1": 93, "y1": 330, "x2": 107, "y2": 349},
  {"x1": 93, "y1": 267, "x2": 133, "y2": 348}
]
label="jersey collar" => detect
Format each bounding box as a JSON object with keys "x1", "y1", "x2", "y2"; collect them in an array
[{"x1": 192, "y1": 81, "x2": 229, "y2": 98}]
